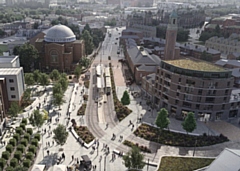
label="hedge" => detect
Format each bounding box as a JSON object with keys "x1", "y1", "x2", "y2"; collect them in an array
[
  {"x1": 26, "y1": 152, "x2": 34, "y2": 160},
  {"x1": 31, "y1": 138, "x2": 39, "y2": 147},
  {"x1": 13, "y1": 133, "x2": 20, "y2": 142},
  {"x1": 15, "y1": 127, "x2": 23, "y2": 135},
  {"x1": 29, "y1": 145, "x2": 36, "y2": 154},
  {"x1": 21, "y1": 118, "x2": 28, "y2": 125},
  {"x1": 2, "y1": 151, "x2": 10, "y2": 160},
  {"x1": 20, "y1": 123, "x2": 26, "y2": 131},
  {"x1": 17, "y1": 144, "x2": 25, "y2": 153},
  {"x1": 20, "y1": 138, "x2": 28, "y2": 147},
  {"x1": 14, "y1": 151, "x2": 22, "y2": 161},
  {"x1": 9, "y1": 138, "x2": 16, "y2": 146},
  {"x1": 10, "y1": 158, "x2": 18, "y2": 167},
  {"x1": 5, "y1": 166, "x2": 14, "y2": 171},
  {"x1": 26, "y1": 128, "x2": 33, "y2": 135},
  {"x1": 0, "y1": 158, "x2": 6, "y2": 169},
  {"x1": 23, "y1": 159, "x2": 31, "y2": 168},
  {"x1": 34, "y1": 133, "x2": 41, "y2": 141},
  {"x1": 24, "y1": 133, "x2": 30, "y2": 141},
  {"x1": 6, "y1": 144, "x2": 13, "y2": 153}
]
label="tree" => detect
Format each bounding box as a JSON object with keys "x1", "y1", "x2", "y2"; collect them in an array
[
  {"x1": 24, "y1": 73, "x2": 35, "y2": 87},
  {"x1": 39, "y1": 73, "x2": 50, "y2": 88},
  {"x1": 74, "y1": 65, "x2": 82, "y2": 80},
  {"x1": 53, "y1": 83, "x2": 63, "y2": 96},
  {"x1": 22, "y1": 89, "x2": 31, "y2": 103},
  {"x1": 80, "y1": 57, "x2": 90, "y2": 68},
  {"x1": 155, "y1": 108, "x2": 170, "y2": 132},
  {"x1": 82, "y1": 30, "x2": 94, "y2": 55},
  {"x1": 13, "y1": 166, "x2": 28, "y2": 171},
  {"x1": 177, "y1": 29, "x2": 190, "y2": 42},
  {"x1": 53, "y1": 124, "x2": 68, "y2": 146},
  {"x1": 123, "y1": 146, "x2": 145, "y2": 170},
  {"x1": 13, "y1": 46, "x2": 20, "y2": 55},
  {"x1": 182, "y1": 112, "x2": 197, "y2": 134},
  {"x1": 121, "y1": 90, "x2": 130, "y2": 105},
  {"x1": 8, "y1": 102, "x2": 21, "y2": 119},
  {"x1": 33, "y1": 70, "x2": 41, "y2": 84},
  {"x1": 53, "y1": 93, "x2": 64, "y2": 109},
  {"x1": 50, "y1": 69, "x2": 60, "y2": 82},
  {"x1": 29, "y1": 110, "x2": 44, "y2": 130},
  {"x1": 58, "y1": 77, "x2": 68, "y2": 92},
  {"x1": 18, "y1": 43, "x2": 39, "y2": 72}
]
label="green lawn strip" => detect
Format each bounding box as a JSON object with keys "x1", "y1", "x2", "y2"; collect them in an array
[
  {"x1": 158, "y1": 156, "x2": 214, "y2": 171},
  {"x1": 134, "y1": 124, "x2": 229, "y2": 147}
]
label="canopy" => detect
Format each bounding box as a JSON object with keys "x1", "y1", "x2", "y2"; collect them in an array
[
  {"x1": 31, "y1": 164, "x2": 45, "y2": 171},
  {"x1": 53, "y1": 165, "x2": 67, "y2": 171}
]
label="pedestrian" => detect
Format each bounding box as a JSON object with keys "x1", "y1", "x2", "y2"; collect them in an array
[
  {"x1": 106, "y1": 123, "x2": 108, "y2": 129},
  {"x1": 52, "y1": 141, "x2": 54, "y2": 146},
  {"x1": 72, "y1": 155, "x2": 74, "y2": 161},
  {"x1": 46, "y1": 142, "x2": 48, "y2": 147},
  {"x1": 48, "y1": 142, "x2": 50, "y2": 147},
  {"x1": 129, "y1": 120, "x2": 132, "y2": 126},
  {"x1": 44, "y1": 129, "x2": 46, "y2": 134},
  {"x1": 77, "y1": 158, "x2": 79, "y2": 164},
  {"x1": 62, "y1": 153, "x2": 65, "y2": 160},
  {"x1": 132, "y1": 124, "x2": 134, "y2": 130},
  {"x1": 49, "y1": 125, "x2": 51, "y2": 130},
  {"x1": 47, "y1": 150, "x2": 49, "y2": 156}
]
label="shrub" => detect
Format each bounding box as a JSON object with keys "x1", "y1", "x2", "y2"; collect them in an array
[
  {"x1": 9, "y1": 138, "x2": 17, "y2": 146},
  {"x1": 26, "y1": 128, "x2": 33, "y2": 135},
  {"x1": 15, "y1": 127, "x2": 23, "y2": 135},
  {"x1": 14, "y1": 151, "x2": 22, "y2": 161},
  {"x1": 34, "y1": 133, "x2": 41, "y2": 141},
  {"x1": 17, "y1": 144, "x2": 25, "y2": 153},
  {"x1": 20, "y1": 123, "x2": 26, "y2": 131},
  {"x1": 10, "y1": 158, "x2": 18, "y2": 167},
  {"x1": 31, "y1": 138, "x2": 39, "y2": 147},
  {"x1": 20, "y1": 138, "x2": 28, "y2": 147},
  {"x1": 6, "y1": 144, "x2": 13, "y2": 153},
  {"x1": 5, "y1": 166, "x2": 14, "y2": 171},
  {"x1": 0, "y1": 158, "x2": 6, "y2": 169},
  {"x1": 26, "y1": 152, "x2": 34, "y2": 160},
  {"x1": 24, "y1": 133, "x2": 30, "y2": 141},
  {"x1": 29, "y1": 145, "x2": 36, "y2": 154},
  {"x1": 2, "y1": 151, "x2": 10, "y2": 160},
  {"x1": 13, "y1": 133, "x2": 20, "y2": 142},
  {"x1": 23, "y1": 159, "x2": 31, "y2": 168},
  {"x1": 21, "y1": 118, "x2": 28, "y2": 125}
]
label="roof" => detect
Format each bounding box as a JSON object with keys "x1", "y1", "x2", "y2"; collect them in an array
[
  {"x1": 0, "y1": 68, "x2": 22, "y2": 75},
  {"x1": 230, "y1": 68, "x2": 240, "y2": 77},
  {"x1": 170, "y1": 10, "x2": 178, "y2": 18},
  {"x1": 52, "y1": 165, "x2": 67, "y2": 171},
  {"x1": 44, "y1": 24, "x2": 76, "y2": 43},
  {"x1": 0, "y1": 56, "x2": 18, "y2": 64},
  {"x1": 31, "y1": 164, "x2": 45, "y2": 171},
  {"x1": 137, "y1": 64, "x2": 157, "y2": 72},
  {"x1": 127, "y1": 46, "x2": 161, "y2": 66},
  {"x1": 180, "y1": 43, "x2": 220, "y2": 55},
  {"x1": 206, "y1": 148, "x2": 240, "y2": 171},
  {"x1": 165, "y1": 59, "x2": 226, "y2": 72},
  {"x1": 215, "y1": 59, "x2": 240, "y2": 68}
]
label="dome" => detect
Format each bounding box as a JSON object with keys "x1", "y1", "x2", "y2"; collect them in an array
[{"x1": 44, "y1": 24, "x2": 76, "y2": 43}]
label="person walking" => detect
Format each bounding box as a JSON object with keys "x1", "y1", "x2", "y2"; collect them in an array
[
  {"x1": 72, "y1": 155, "x2": 74, "y2": 161},
  {"x1": 47, "y1": 150, "x2": 50, "y2": 156}
]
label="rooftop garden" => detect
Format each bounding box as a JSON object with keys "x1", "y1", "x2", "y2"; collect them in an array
[{"x1": 165, "y1": 59, "x2": 225, "y2": 72}]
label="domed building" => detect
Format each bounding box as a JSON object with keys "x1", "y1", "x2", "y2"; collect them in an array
[{"x1": 34, "y1": 24, "x2": 85, "y2": 72}]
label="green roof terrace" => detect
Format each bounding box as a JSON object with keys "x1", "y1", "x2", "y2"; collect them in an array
[{"x1": 164, "y1": 59, "x2": 226, "y2": 72}]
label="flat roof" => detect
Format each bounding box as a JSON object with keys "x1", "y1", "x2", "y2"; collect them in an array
[
  {"x1": 0, "y1": 56, "x2": 17, "y2": 63},
  {"x1": 164, "y1": 59, "x2": 226, "y2": 72}
]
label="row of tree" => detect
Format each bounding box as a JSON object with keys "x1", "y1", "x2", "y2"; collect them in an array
[
  {"x1": 156, "y1": 26, "x2": 190, "y2": 42},
  {"x1": 155, "y1": 108, "x2": 197, "y2": 134}
]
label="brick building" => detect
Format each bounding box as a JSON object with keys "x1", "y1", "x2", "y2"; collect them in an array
[{"x1": 34, "y1": 24, "x2": 85, "y2": 73}]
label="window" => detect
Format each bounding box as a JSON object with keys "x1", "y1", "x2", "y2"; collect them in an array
[
  {"x1": 11, "y1": 95, "x2": 16, "y2": 99},
  {"x1": 9, "y1": 79, "x2": 14, "y2": 83},
  {"x1": 10, "y1": 87, "x2": 15, "y2": 91},
  {"x1": 51, "y1": 50, "x2": 58, "y2": 63}
]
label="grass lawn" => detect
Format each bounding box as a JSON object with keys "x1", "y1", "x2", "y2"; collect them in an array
[{"x1": 158, "y1": 157, "x2": 214, "y2": 171}]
